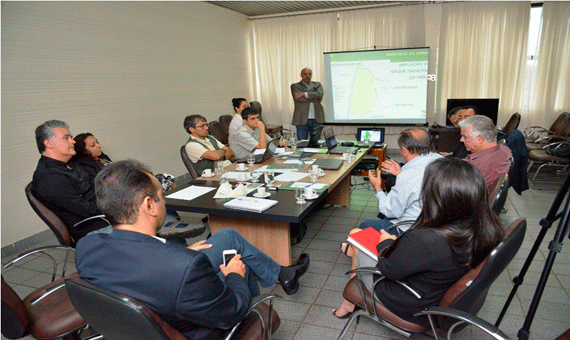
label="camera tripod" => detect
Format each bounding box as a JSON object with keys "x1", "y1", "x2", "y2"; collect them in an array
[{"x1": 495, "y1": 171, "x2": 570, "y2": 340}]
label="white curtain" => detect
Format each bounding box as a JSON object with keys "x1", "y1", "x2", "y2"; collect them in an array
[
  {"x1": 249, "y1": 4, "x2": 427, "y2": 138},
  {"x1": 249, "y1": 13, "x2": 337, "y2": 132},
  {"x1": 436, "y1": 2, "x2": 529, "y2": 127},
  {"x1": 527, "y1": 2, "x2": 570, "y2": 127}
]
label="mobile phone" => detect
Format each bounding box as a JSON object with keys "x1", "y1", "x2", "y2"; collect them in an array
[{"x1": 222, "y1": 249, "x2": 237, "y2": 266}]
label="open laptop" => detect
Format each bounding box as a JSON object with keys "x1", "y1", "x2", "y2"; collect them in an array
[
  {"x1": 323, "y1": 127, "x2": 360, "y2": 154},
  {"x1": 297, "y1": 125, "x2": 324, "y2": 148},
  {"x1": 356, "y1": 127, "x2": 385, "y2": 147},
  {"x1": 255, "y1": 137, "x2": 280, "y2": 163}
]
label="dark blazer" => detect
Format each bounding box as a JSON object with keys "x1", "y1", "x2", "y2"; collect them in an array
[
  {"x1": 75, "y1": 229, "x2": 251, "y2": 340},
  {"x1": 291, "y1": 80, "x2": 325, "y2": 125}
]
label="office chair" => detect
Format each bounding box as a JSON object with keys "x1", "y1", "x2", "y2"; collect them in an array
[
  {"x1": 337, "y1": 218, "x2": 526, "y2": 339},
  {"x1": 2, "y1": 246, "x2": 93, "y2": 340},
  {"x1": 499, "y1": 112, "x2": 521, "y2": 136},
  {"x1": 209, "y1": 120, "x2": 228, "y2": 145},
  {"x1": 65, "y1": 277, "x2": 282, "y2": 340},
  {"x1": 219, "y1": 114, "x2": 234, "y2": 138},
  {"x1": 524, "y1": 112, "x2": 570, "y2": 151},
  {"x1": 180, "y1": 145, "x2": 199, "y2": 180}
]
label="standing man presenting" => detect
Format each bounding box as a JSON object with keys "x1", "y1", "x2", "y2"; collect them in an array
[{"x1": 291, "y1": 67, "x2": 324, "y2": 140}]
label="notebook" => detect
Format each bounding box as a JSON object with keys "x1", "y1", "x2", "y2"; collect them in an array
[
  {"x1": 297, "y1": 125, "x2": 324, "y2": 148},
  {"x1": 346, "y1": 227, "x2": 382, "y2": 261},
  {"x1": 223, "y1": 197, "x2": 278, "y2": 213},
  {"x1": 356, "y1": 127, "x2": 385, "y2": 148},
  {"x1": 323, "y1": 127, "x2": 360, "y2": 154}
]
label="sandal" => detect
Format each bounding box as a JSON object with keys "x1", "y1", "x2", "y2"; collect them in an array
[
  {"x1": 332, "y1": 306, "x2": 361, "y2": 319},
  {"x1": 341, "y1": 243, "x2": 352, "y2": 258}
]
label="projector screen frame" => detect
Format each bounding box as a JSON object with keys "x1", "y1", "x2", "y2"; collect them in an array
[{"x1": 323, "y1": 47, "x2": 430, "y2": 127}]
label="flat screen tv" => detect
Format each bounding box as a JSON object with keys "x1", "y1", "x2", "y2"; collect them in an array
[
  {"x1": 323, "y1": 47, "x2": 429, "y2": 126},
  {"x1": 445, "y1": 98, "x2": 499, "y2": 126}
]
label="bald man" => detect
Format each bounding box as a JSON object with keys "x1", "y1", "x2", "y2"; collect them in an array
[{"x1": 291, "y1": 67, "x2": 324, "y2": 140}]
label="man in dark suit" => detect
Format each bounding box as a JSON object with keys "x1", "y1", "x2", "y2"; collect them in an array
[
  {"x1": 291, "y1": 67, "x2": 325, "y2": 140},
  {"x1": 75, "y1": 160, "x2": 309, "y2": 340}
]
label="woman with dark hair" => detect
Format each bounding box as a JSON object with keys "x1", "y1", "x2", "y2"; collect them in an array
[
  {"x1": 228, "y1": 97, "x2": 249, "y2": 138},
  {"x1": 333, "y1": 157, "x2": 504, "y2": 327},
  {"x1": 70, "y1": 133, "x2": 113, "y2": 181}
]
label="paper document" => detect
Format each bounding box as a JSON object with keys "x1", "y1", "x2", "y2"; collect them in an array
[
  {"x1": 225, "y1": 172, "x2": 252, "y2": 181},
  {"x1": 166, "y1": 186, "x2": 216, "y2": 201},
  {"x1": 274, "y1": 172, "x2": 308, "y2": 182},
  {"x1": 290, "y1": 182, "x2": 329, "y2": 190},
  {"x1": 253, "y1": 149, "x2": 265, "y2": 155},
  {"x1": 300, "y1": 148, "x2": 327, "y2": 153}
]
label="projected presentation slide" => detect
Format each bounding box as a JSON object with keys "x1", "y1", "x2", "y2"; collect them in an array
[{"x1": 323, "y1": 47, "x2": 429, "y2": 125}]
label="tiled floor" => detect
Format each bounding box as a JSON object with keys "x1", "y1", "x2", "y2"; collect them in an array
[{"x1": 3, "y1": 176, "x2": 569, "y2": 340}]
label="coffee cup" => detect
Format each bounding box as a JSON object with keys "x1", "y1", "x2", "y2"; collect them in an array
[
  {"x1": 238, "y1": 172, "x2": 247, "y2": 181},
  {"x1": 237, "y1": 163, "x2": 246, "y2": 170},
  {"x1": 257, "y1": 187, "x2": 266, "y2": 196},
  {"x1": 202, "y1": 169, "x2": 212, "y2": 177},
  {"x1": 304, "y1": 187, "x2": 315, "y2": 198},
  {"x1": 310, "y1": 164, "x2": 319, "y2": 174}
]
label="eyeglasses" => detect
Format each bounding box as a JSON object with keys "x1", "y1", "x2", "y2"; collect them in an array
[{"x1": 194, "y1": 124, "x2": 208, "y2": 129}]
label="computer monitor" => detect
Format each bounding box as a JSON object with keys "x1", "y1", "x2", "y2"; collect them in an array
[
  {"x1": 446, "y1": 98, "x2": 499, "y2": 126},
  {"x1": 356, "y1": 127, "x2": 385, "y2": 147}
]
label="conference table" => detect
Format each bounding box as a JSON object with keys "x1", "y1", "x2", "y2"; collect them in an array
[{"x1": 165, "y1": 148, "x2": 369, "y2": 265}]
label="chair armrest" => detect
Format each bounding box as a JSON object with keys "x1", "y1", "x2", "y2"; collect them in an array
[
  {"x1": 225, "y1": 294, "x2": 283, "y2": 340},
  {"x1": 346, "y1": 267, "x2": 422, "y2": 299},
  {"x1": 73, "y1": 215, "x2": 111, "y2": 228},
  {"x1": 534, "y1": 134, "x2": 564, "y2": 144},
  {"x1": 415, "y1": 306, "x2": 511, "y2": 340},
  {"x1": 4, "y1": 245, "x2": 75, "y2": 281},
  {"x1": 30, "y1": 281, "x2": 67, "y2": 306}
]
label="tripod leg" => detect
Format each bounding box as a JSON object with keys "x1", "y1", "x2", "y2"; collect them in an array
[{"x1": 496, "y1": 171, "x2": 570, "y2": 329}]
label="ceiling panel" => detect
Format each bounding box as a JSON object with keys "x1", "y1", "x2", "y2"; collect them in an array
[{"x1": 207, "y1": 1, "x2": 402, "y2": 18}]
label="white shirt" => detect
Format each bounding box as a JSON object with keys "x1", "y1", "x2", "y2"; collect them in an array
[
  {"x1": 304, "y1": 82, "x2": 315, "y2": 119},
  {"x1": 228, "y1": 114, "x2": 244, "y2": 143},
  {"x1": 375, "y1": 152, "x2": 443, "y2": 230}
]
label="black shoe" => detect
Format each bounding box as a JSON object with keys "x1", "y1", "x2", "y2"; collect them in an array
[{"x1": 280, "y1": 254, "x2": 310, "y2": 295}]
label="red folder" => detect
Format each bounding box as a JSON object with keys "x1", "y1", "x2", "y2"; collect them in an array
[{"x1": 347, "y1": 227, "x2": 382, "y2": 261}]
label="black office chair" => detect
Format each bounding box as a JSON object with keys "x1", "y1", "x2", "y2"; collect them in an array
[
  {"x1": 209, "y1": 120, "x2": 228, "y2": 145},
  {"x1": 65, "y1": 277, "x2": 282, "y2": 340},
  {"x1": 337, "y1": 218, "x2": 526, "y2": 339},
  {"x1": 180, "y1": 145, "x2": 199, "y2": 180}
]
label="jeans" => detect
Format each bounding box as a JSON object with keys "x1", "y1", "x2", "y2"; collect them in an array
[
  {"x1": 202, "y1": 228, "x2": 281, "y2": 297},
  {"x1": 358, "y1": 218, "x2": 404, "y2": 237},
  {"x1": 296, "y1": 119, "x2": 322, "y2": 140}
]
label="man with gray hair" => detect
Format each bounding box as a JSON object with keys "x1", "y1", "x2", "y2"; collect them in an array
[
  {"x1": 31, "y1": 120, "x2": 108, "y2": 240},
  {"x1": 459, "y1": 115, "x2": 512, "y2": 192}
]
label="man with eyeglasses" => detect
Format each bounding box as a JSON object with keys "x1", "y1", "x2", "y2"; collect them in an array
[{"x1": 184, "y1": 115, "x2": 234, "y2": 175}]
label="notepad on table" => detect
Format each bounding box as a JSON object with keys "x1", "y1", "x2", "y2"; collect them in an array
[
  {"x1": 223, "y1": 197, "x2": 278, "y2": 213},
  {"x1": 346, "y1": 227, "x2": 382, "y2": 261}
]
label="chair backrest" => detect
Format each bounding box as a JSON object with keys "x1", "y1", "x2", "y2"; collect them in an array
[
  {"x1": 502, "y1": 112, "x2": 521, "y2": 135},
  {"x1": 25, "y1": 182, "x2": 75, "y2": 247},
  {"x1": 439, "y1": 218, "x2": 526, "y2": 331},
  {"x1": 180, "y1": 146, "x2": 198, "y2": 180},
  {"x1": 491, "y1": 173, "x2": 510, "y2": 215},
  {"x1": 549, "y1": 112, "x2": 570, "y2": 136},
  {"x1": 209, "y1": 120, "x2": 228, "y2": 145},
  {"x1": 219, "y1": 114, "x2": 234, "y2": 136},
  {"x1": 1, "y1": 276, "x2": 29, "y2": 339},
  {"x1": 65, "y1": 278, "x2": 187, "y2": 340}
]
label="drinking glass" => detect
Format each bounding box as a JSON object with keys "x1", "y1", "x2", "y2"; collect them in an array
[
  {"x1": 309, "y1": 171, "x2": 318, "y2": 183},
  {"x1": 290, "y1": 133, "x2": 297, "y2": 151},
  {"x1": 247, "y1": 153, "x2": 256, "y2": 168},
  {"x1": 218, "y1": 168, "x2": 228, "y2": 184},
  {"x1": 265, "y1": 172, "x2": 275, "y2": 189},
  {"x1": 295, "y1": 187, "x2": 306, "y2": 204},
  {"x1": 251, "y1": 169, "x2": 261, "y2": 183},
  {"x1": 214, "y1": 161, "x2": 224, "y2": 175}
]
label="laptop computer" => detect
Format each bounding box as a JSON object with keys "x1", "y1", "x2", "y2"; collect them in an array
[
  {"x1": 356, "y1": 127, "x2": 385, "y2": 148},
  {"x1": 255, "y1": 137, "x2": 280, "y2": 163},
  {"x1": 323, "y1": 127, "x2": 360, "y2": 154},
  {"x1": 312, "y1": 158, "x2": 344, "y2": 170},
  {"x1": 297, "y1": 125, "x2": 324, "y2": 148}
]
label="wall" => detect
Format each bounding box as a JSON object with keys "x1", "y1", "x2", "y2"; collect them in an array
[{"x1": 1, "y1": 2, "x2": 250, "y2": 246}]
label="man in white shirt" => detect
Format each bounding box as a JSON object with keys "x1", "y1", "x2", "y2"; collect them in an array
[
  {"x1": 363, "y1": 128, "x2": 443, "y2": 236},
  {"x1": 291, "y1": 67, "x2": 324, "y2": 140},
  {"x1": 229, "y1": 107, "x2": 266, "y2": 162},
  {"x1": 184, "y1": 115, "x2": 234, "y2": 176}
]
